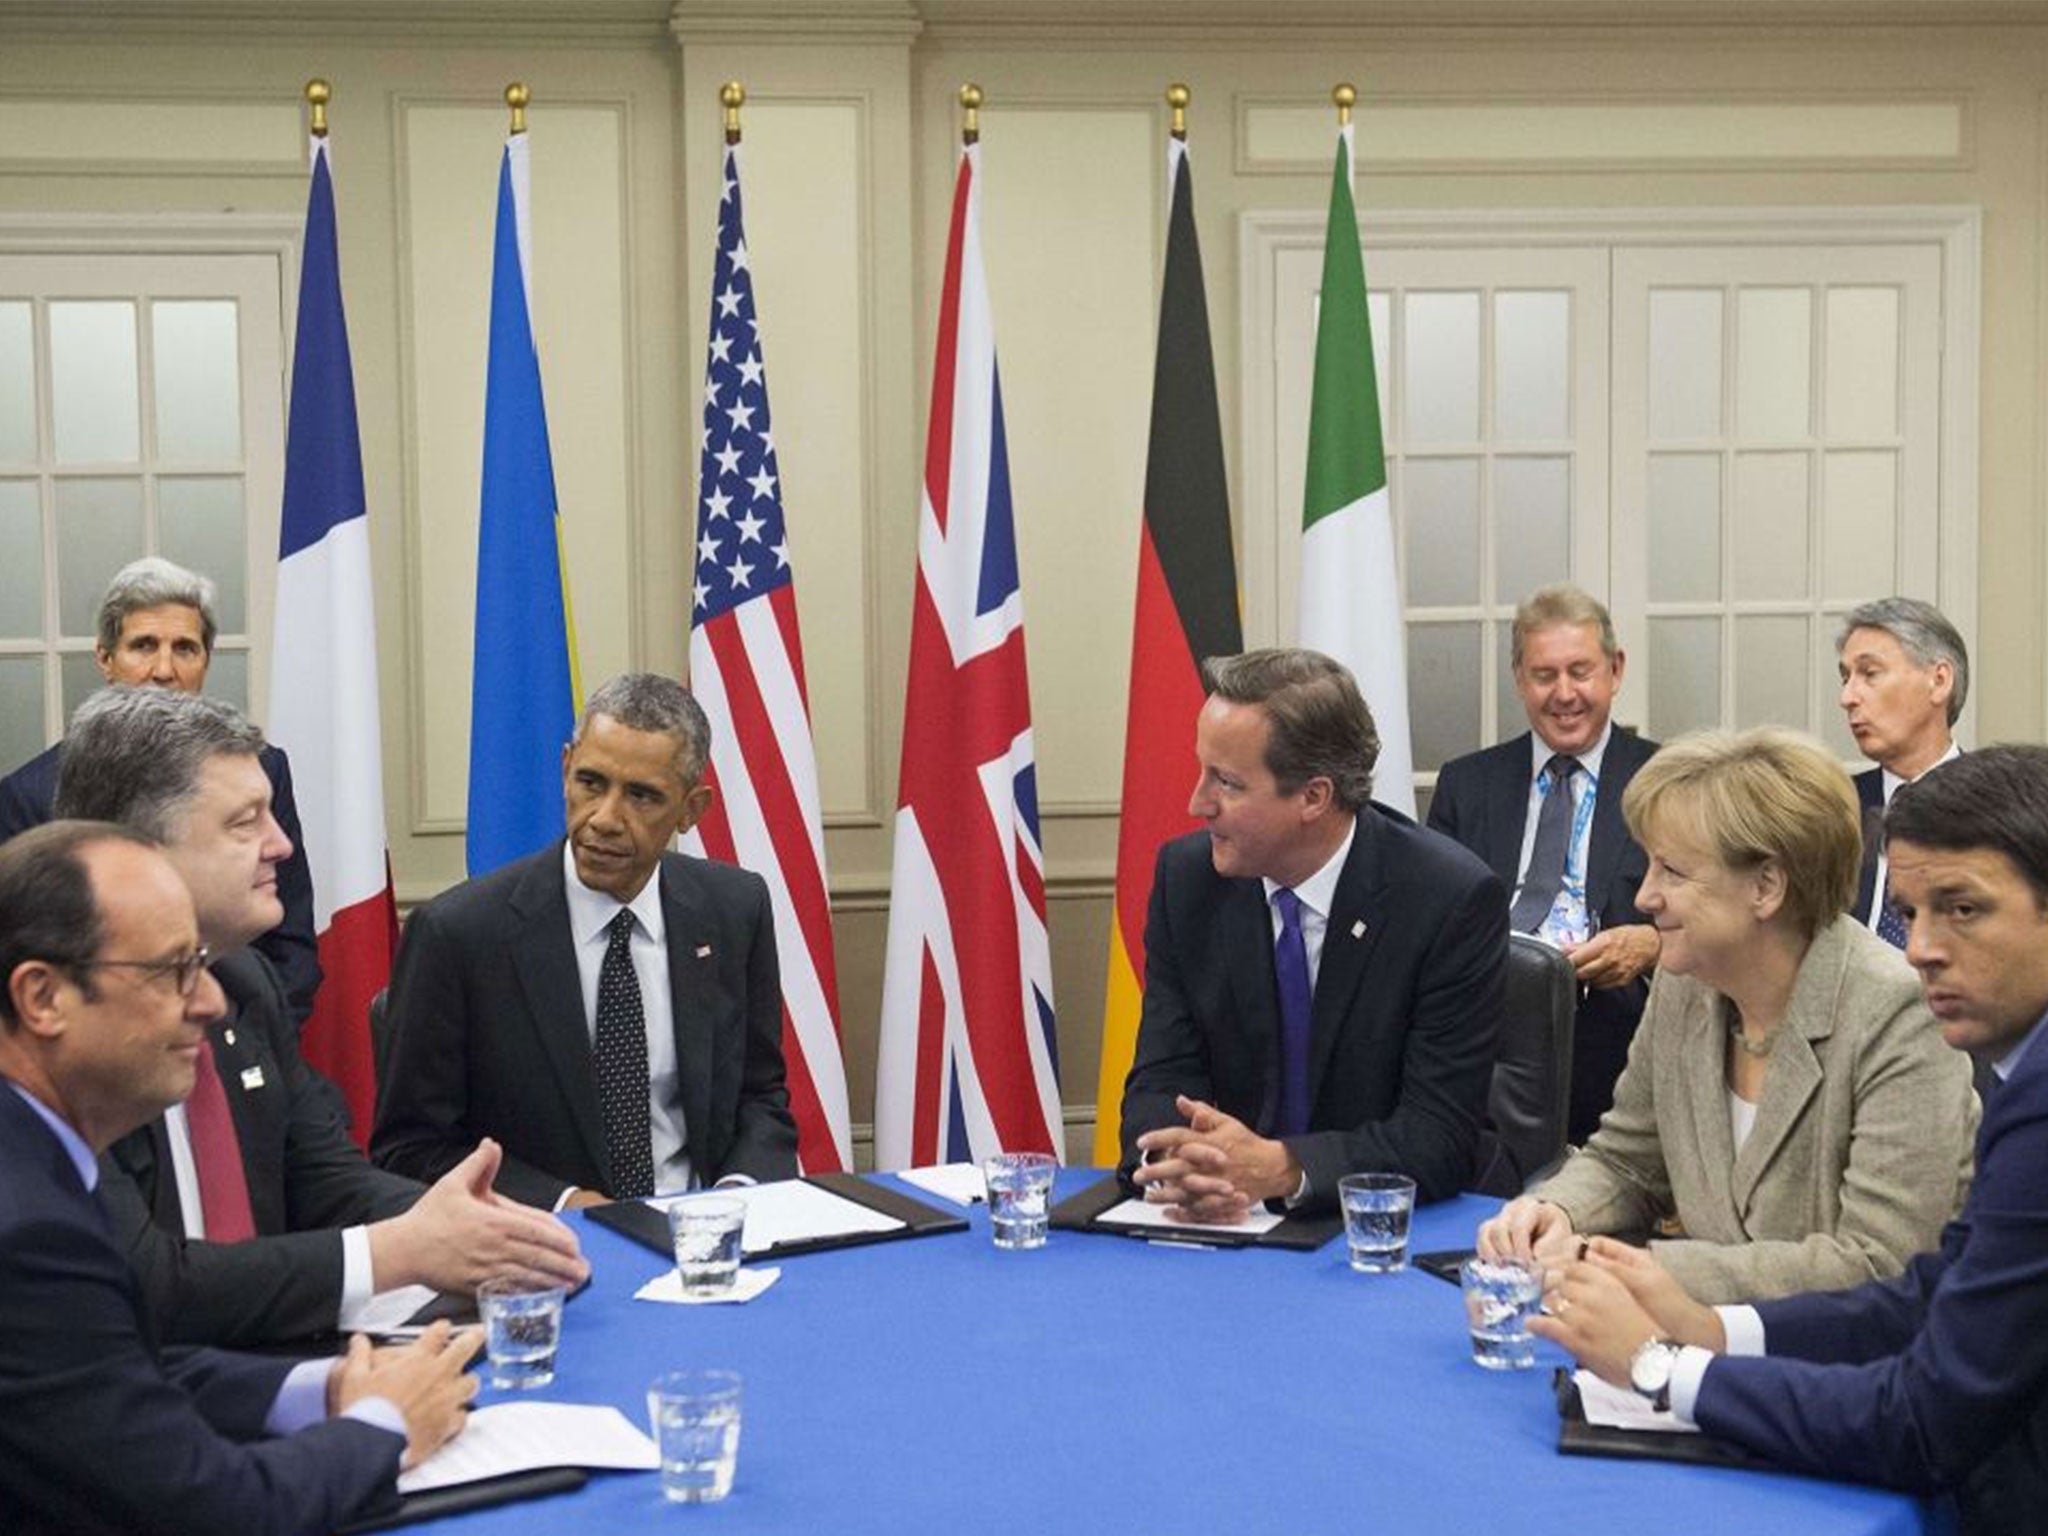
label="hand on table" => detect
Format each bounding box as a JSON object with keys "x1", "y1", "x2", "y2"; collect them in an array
[
  {"x1": 1582, "y1": 1237, "x2": 1726, "y2": 1352},
  {"x1": 329, "y1": 1321, "x2": 483, "y2": 1469},
  {"x1": 1475, "y1": 1195, "x2": 1579, "y2": 1269},
  {"x1": 370, "y1": 1138, "x2": 590, "y2": 1295},
  {"x1": 1131, "y1": 1095, "x2": 1300, "y2": 1223}
]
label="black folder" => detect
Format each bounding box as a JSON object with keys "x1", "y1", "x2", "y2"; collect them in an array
[
  {"x1": 584, "y1": 1172, "x2": 968, "y2": 1262},
  {"x1": 1048, "y1": 1173, "x2": 1342, "y2": 1251},
  {"x1": 1553, "y1": 1368, "x2": 1774, "y2": 1470},
  {"x1": 337, "y1": 1467, "x2": 588, "y2": 1533}
]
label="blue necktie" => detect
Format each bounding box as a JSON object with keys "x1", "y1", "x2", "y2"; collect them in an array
[
  {"x1": 1272, "y1": 887, "x2": 1313, "y2": 1137},
  {"x1": 1511, "y1": 755, "x2": 1581, "y2": 932}
]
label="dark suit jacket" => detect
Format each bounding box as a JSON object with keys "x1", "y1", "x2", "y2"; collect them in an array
[
  {"x1": 1428, "y1": 727, "x2": 1660, "y2": 1143},
  {"x1": 372, "y1": 842, "x2": 799, "y2": 1208},
  {"x1": 0, "y1": 1083, "x2": 402, "y2": 1536},
  {"x1": 1694, "y1": 1029, "x2": 2048, "y2": 1534},
  {"x1": 98, "y1": 949, "x2": 422, "y2": 1346},
  {"x1": 0, "y1": 738, "x2": 323, "y2": 1025},
  {"x1": 1852, "y1": 765, "x2": 1887, "y2": 925},
  {"x1": 1117, "y1": 808, "x2": 1506, "y2": 1209}
]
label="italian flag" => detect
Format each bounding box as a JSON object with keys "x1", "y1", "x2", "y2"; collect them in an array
[{"x1": 1298, "y1": 122, "x2": 1414, "y2": 819}]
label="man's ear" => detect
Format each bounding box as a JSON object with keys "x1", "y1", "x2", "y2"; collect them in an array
[
  {"x1": 1297, "y1": 776, "x2": 1336, "y2": 822},
  {"x1": 7, "y1": 959, "x2": 69, "y2": 1042}
]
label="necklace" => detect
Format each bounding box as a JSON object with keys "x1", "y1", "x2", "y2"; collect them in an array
[{"x1": 1729, "y1": 1018, "x2": 1776, "y2": 1058}]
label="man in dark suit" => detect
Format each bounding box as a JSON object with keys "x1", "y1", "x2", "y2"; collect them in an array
[
  {"x1": 0, "y1": 556, "x2": 321, "y2": 1025},
  {"x1": 1535, "y1": 746, "x2": 2048, "y2": 1536},
  {"x1": 372, "y1": 673, "x2": 798, "y2": 1209},
  {"x1": 1837, "y1": 596, "x2": 1967, "y2": 936},
  {"x1": 0, "y1": 820, "x2": 478, "y2": 1536},
  {"x1": 54, "y1": 687, "x2": 586, "y2": 1346},
  {"x1": 1119, "y1": 648, "x2": 1505, "y2": 1219},
  {"x1": 1427, "y1": 585, "x2": 1661, "y2": 1143}
]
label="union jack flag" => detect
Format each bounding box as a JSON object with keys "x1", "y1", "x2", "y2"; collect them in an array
[
  {"x1": 683, "y1": 141, "x2": 852, "y2": 1172},
  {"x1": 874, "y1": 140, "x2": 1061, "y2": 1169}
]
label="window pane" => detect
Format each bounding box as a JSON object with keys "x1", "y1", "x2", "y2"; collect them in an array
[
  {"x1": 0, "y1": 656, "x2": 45, "y2": 771},
  {"x1": 1367, "y1": 289, "x2": 1392, "y2": 443},
  {"x1": 1822, "y1": 450, "x2": 1899, "y2": 602},
  {"x1": 1735, "y1": 615, "x2": 1810, "y2": 731},
  {"x1": 1407, "y1": 621, "x2": 1481, "y2": 772},
  {"x1": 1494, "y1": 290, "x2": 1569, "y2": 441},
  {"x1": 1646, "y1": 453, "x2": 1722, "y2": 603},
  {"x1": 159, "y1": 476, "x2": 246, "y2": 631},
  {"x1": 0, "y1": 301, "x2": 32, "y2": 463},
  {"x1": 1494, "y1": 456, "x2": 1570, "y2": 606},
  {"x1": 152, "y1": 301, "x2": 243, "y2": 464},
  {"x1": 60, "y1": 650, "x2": 103, "y2": 722},
  {"x1": 1402, "y1": 457, "x2": 1479, "y2": 607},
  {"x1": 1731, "y1": 452, "x2": 1811, "y2": 601},
  {"x1": 1649, "y1": 616, "x2": 1721, "y2": 739},
  {"x1": 1818, "y1": 630, "x2": 1860, "y2": 759},
  {"x1": 1736, "y1": 287, "x2": 1812, "y2": 441},
  {"x1": 49, "y1": 301, "x2": 139, "y2": 464},
  {"x1": 1495, "y1": 620, "x2": 1525, "y2": 745},
  {"x1": 0, "y1": 479, "x2": 40, "y2": 639},
  {"x1": 1647, "y1": 288, "x2": 1722, "y2": 440},
  {"x1": 1825, "y1": 287, "x2": 1900, "y2": 440},
  {"x1": 54, "y1": 477, "x2": 144, "y2": 636},
  {"x1": 1403, "y1": 291, "x2": 1480, "y2": 445},
  {"x1": 206, "y1": 647, "x2": 249, "y2": 715}
]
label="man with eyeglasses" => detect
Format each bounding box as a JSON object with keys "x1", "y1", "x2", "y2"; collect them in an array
[
  {"x1": 0, "y1": 820, "x2": 480, "y2": 1535},
  {"x1": 54, "y1": 686, "x2": 587, "y2": 1348}
]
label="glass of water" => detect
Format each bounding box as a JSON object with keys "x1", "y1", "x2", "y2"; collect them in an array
[
  {"x1": 668, "y1": 1194, "x2": 747, "y2": 1297},
  {"x1": 648, "y1": 1369, "x2": 743, "y2": 1503},
  {"x1": 476, "y1": 1277, "x2": 566, "y2": 1390},
  {"x1": 1337, "y1": 1173, "x2": 1417, "y2": 1273},
  {"x1": 981, "y1": 1151, "x2": 1056, "y2": 1250},
  {"x1": 1460, "y1": 1256, "x2": 1546, "y2": 1370}
]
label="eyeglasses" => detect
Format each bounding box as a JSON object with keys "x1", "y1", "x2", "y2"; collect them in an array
[{"x1": 77, "y1": 946, "x2": 212, "y2": 998}]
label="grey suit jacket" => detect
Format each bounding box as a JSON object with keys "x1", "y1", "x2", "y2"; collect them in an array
[{"x1": 1531, "y1": 915, "x2": 1976, "y2": 1303}]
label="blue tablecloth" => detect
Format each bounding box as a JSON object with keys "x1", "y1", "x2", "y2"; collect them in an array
[{"x1": 414, "y1": 1173, "x2": 1932, "y2": 1534}]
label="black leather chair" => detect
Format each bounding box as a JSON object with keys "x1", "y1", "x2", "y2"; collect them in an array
[
  {"x1": 1469, "y1": 933, "x2": 1577, "y2": 1198},
  {"x1": 368, "y1": 986, "x2": 394, "y2": 1098}
]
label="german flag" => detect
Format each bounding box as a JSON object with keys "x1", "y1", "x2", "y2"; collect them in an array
[{"x1": 1093, "y1": 108, "x2": 1242, "y2": 1165}]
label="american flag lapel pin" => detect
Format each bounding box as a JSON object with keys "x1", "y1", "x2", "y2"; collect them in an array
[
  {"x1": 240, "y1": 1066, "x2": 266, "y2": 1091},
  {"x1": 696, "y1": 944, "x2": 714, "y2": 959}
]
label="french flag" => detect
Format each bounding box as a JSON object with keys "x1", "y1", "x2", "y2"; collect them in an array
[{"x1": 268, "y1": 132, "x2": 398, "y2": 1141}]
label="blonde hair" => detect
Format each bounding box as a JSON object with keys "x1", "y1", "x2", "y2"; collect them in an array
[{"x1": 1621, "y1": 727, "x2": 1860, "y2": 940}]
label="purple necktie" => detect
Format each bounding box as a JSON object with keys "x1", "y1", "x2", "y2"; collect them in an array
[{"x1": 1272, "y1": 887, "x2": 1313, "y2": 1137}]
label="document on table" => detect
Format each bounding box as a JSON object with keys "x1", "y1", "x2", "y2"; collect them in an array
[
  {"x1": 343, "y1": 1283, "x2": 441, "y2": 1336},
  {"x1": 1097, "y1": 1195, "x2": 1285, "y2": 1237},
  {"x1": 397, "y1": 1402, "x2": 657, "y2": 1494},
  {"x1": 896, "y1": 1162, "x2": 986, "y2": 1207},
  {"x1": 1573, "y1": 1370, "x2": 1701, "y2": 1434},
  {"x1": 657, "y1": 1179, "x2": 904, "y2": 1255}
]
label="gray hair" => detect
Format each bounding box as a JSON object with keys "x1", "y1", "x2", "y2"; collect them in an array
[
  {"x1": 1201, "y1": 648, "x2": 1377, "y2": 810},
  {"x1": 96, "y1": 556, "x2": 218, "y2": 658},
  {"x1": 53, "y1": 687, "x2": 263, "y2": 843},
  {"x1": 1512, "y1": 584, "x2": 1619, "y2": 670},
  {"x1": 1836, "y1": 597, "x2": 1969, "y2": 726},
  {"x1": 575, "y1": 673, "x2": 712, "y2": 788}
]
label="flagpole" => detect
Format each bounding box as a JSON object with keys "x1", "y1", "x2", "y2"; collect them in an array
[
  {"x1": 305, "y1": 77, "x2": 329, "y2": 139},
  {"x1": 959, "y1": 81, "x2": 981, "y2": 145},
  {"x1": 721, "y1": 79, "x2": 743, "y2": 145},
  {"x1": 506, "y1": 79, "x2": 528, "y2": 135},
  {"x1": 1334, "y1": 80, "x2": 1354, "y2": 126},
  {"x1": 1167, "y1": 80, "x2": 1188, "y2": 141}
]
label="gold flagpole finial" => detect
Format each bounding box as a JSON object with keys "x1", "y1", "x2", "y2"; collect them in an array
[
  {"x1": 304, "y1": 79, "x2": 331, "y2": 139},
  {"x1": 505, "y1": 82, "x2": 530, "y2": 136},
  {"x1": 1166, "y1": 82, "x2": 1190, "y2": 140},
  {"x1": 959, "y1": 83, "x2": 982, "y2": 145},
  {"x1": 1333, "y1": 82, "x2": 1356, "y2": 127},
  {"x1": 721, "y1": 81, "x2": 744, "y2": 145}
]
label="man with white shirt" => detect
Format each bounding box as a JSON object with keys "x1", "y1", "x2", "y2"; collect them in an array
[
  {"x1": 53, "y1": 687, "x2": 587, "y2": 1348},
  {"x1": 372, "y1": 673, "x2": 798, "y2": 1209},
  {"x1": 1119, "y1": 648, "x2": 1505, "y2": 1221},
  {"x1": 1837, "y1": 596, "x2": 1968, "y2": 939},
  {"x1": 1532, "y1": 745, "x2": 2048, "y2": 1536}
]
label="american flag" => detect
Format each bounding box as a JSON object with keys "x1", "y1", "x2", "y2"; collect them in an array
[
  {"x1": 683, "y1": 142, "x2": 852, "y2": 1173},
  {"x1": 874, "y1": 140, "x2": 1062, "y2": 1169}
]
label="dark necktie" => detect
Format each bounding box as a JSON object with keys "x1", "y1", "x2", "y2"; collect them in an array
[
  {"x1": 186, "y1": 1035, "x2": 255, "y2": 1242},
  {"x1": 1272, "y1": 887, "x2": 1313, "y2": 1137},
  {"x1": 595, "y1": 909, "x2": 655, "y2": 1199},
  {"x1": 1510, "y1": 755, "x2": 1581, "y2": 932}
]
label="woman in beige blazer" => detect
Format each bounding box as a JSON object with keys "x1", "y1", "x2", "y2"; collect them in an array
[{"x1": 1476, "y1": 727, "x2": 1976, "y2": 1304}]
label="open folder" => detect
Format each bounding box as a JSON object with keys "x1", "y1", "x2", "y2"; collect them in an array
[
  {"x1": 1553, "y1": 1369, "x2": 1775, "y2": 1470},
  {"x1": 1049, "y1": 1173, "x2": 1342, "y2": 1251},
  {"x1": 585, "y1": 1171, "x2": 967, "y2": 1262}
]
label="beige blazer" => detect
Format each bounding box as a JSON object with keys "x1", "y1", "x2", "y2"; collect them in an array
[{"x1": 1531, "y1": 915, "x2": 1977, "y2": 1304}]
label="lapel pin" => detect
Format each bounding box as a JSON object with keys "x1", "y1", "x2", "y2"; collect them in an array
[
  {"x1": 696, "y1": 944, "x2": 714, "y2": 959},
  {"x1": 240, "y1": 1066, "x2": 265, "y2": 1092},
  {"x1": 1351, "y1": 919, "x2": 1367, "y2": 939}
]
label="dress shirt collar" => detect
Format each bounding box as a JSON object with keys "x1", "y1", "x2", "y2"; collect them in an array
[
  {"x1": 1527, "y1": 720, "x2": 1612, "y2": 786},
  {"x1": 1880, "y1": 739, "x2": 1961, "y2": 804},
  {"x1": 1993, "y1": 1009, "x2": 2048, "y2": 1084},
  {"x1": 562, "y1": 840, "x2": 667, "y2": 949},
  {"x1": 1263, "y1": 813, "x2": 1357, "y2": 919},
  {"x1": 7, "y1": 1079, "x2": 98, "y2": 1192}
]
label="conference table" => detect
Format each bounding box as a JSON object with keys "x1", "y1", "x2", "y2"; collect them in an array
[{"x1": 412, "y1": 1172, "x2": 1933, "y2": 1534}]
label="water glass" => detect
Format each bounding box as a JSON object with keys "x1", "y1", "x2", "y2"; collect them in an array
[
  {"x1": 476, "y1": 1276, "x2": 565, "y2": 1390},
  {"x1": 1461, "y1": 1256, "x2": 1545, "y2": 1370},
  {"x1": 982, "y1": 1151, "x2": 1056, "y2": 1250},
  {"x1": 668, "y1": 1195, "x2": 747, "y2": 1296},
  {"x1": 648, "y1": 1369, "x2": 743, "y2": 1503},
  {"x1": 1337, "y1": 1173, "x2": 1417, "y2": 1273}
]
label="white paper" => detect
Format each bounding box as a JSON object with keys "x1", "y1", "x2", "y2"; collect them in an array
[
  {"x1": 344, "y1": 1283, "x2": 441, "y2": 1336},
  {"x1": 1096, "y1": 1195, "x2": 1285, "y2": 1236},
  {"x1": 654, "y1": 1180, "x2": 902, "y2": 1256},
  {"x1": 895, "y1": 1162, "x2": 986, "y2": 1207},
  {"x1": 397, "y1": 1402, "x2": 658, "y2": 1494},
  {"x1": 635, "y1": 1264, "x2": 781, "y2": 1306},
  {"x1": 1573, "y1": 1369, "x2": 1702, "y2": 1434}
]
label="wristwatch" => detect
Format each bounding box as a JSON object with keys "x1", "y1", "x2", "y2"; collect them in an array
[{"x1": 1628, "y1": 1337, "x2": 1683, "y2": 1413}]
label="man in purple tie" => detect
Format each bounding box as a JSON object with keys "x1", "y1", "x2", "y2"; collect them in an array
[{"x1": 1118, "y1": 648, "x2": 1506, "y2": 1221}]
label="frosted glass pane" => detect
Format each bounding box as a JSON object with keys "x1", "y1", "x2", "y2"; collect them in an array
[
  {"x1": 60, "y1": 650, "x2": 103, "y2": 721},
  {"x1": 54, "y1": 477, "x2": 143, "y2": 636},
  {"x1": 1736, "y1": 288, "x2": 1811, "y2": 440},
  {"x1": 1822, "y1": 450, "x2": 1898, "y2": 601},
  {"x1": 1495, "y1": 621, "x2": 1525, "y2": 742},
  {"x1": 49, "y1": 302, "x2": 139, "y2": 464},
  {"x1": 1407, "y1": 621, "x2": 1481, "y2": 773},
  {"x1": 152, "y1": 301, "x2": 242, "y2": 463},
  {"x1": 1494, "y1": 457, "x2": 1570, "y2": 606},
  {"x1": 0, "y1": 302, "x2": 31, "y2": 463},
  {"x1": 1825, "y1": 287, "x2": 1900, "y2": 440},
  {"x1": 0, "y1": 657, "x2": 46, "y2": 773},
  {"x1": 1819, "y1": 636, "x2": 1860, "y2": 759},
  {"x1": 158, "y1": 476, "x2": 245, "y2": 631},
  {"x1": 1368, "y1": 289, "x2": 1392, "y2": 443},
  {"x1": 1647, "y1": 289, "x2": 1722, "y2": 440},
  {"x1": 1494, "y1": 290, "x2": 1569, "y2": 441},
  {"x1": 1402, "y1": 457, "x2": 1479, "y2": 607},
  {"x1": 206, "y1": 647, "x2": 248, "y2": 714},
  {"x1": 1731, "y1": 452, "x2": 1811, "y2": 601},
  {"x1": 0, "y1": 479, "x2": 41, "y2": 639},
  {"x1": 1649, "y1": 616, "x2": 1721, "y2": 739},
  {"x1": 1646, "y1": 453, "x2": 1721, "y2": 603},
  {"x1": 1735, "y1": 615, "x2": 1810, "y2": 731},
  {"x1": 1403, "y1": 291, "x2": 1480, "y2": 445}
]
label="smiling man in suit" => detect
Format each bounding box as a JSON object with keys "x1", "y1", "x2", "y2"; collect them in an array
[
  {"x1": 372, "y1": 673, "x2": 798, "y2": 1209},
  {"x1": 1428, "y1": 585, "x2": 1661, "y2": 1144},
  {"x1": 1119, "y1": 648, "x2": 1505, "y2": 1221}
]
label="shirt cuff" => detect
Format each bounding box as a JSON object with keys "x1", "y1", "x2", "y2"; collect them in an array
[
  {"x1": 1717, "y1": 1304, "x2": 1766, "y2": 1357},
  {"x1": 335, "y1": 1226, "x2": 373, "y2": 1328},
  {"x1": 1283, "y1": 1169, "x2": 1310, "y2": 1209},
  {"x1": 268, "y1": 1359, "x2": 338, "y2": 1435},
  {"x1": 1667, "y1": 1346, "x2": 1717, "y2": 1425},
  {"x1": 713, "y1": 1174, "x2": 756, "y2": 1189},
  {"x1": 342, "y1": 1396, "x2": 409, "y2": 1440}
]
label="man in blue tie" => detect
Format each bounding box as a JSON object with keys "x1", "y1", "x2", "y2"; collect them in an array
[{"x1": 1118, "y1": 648, "x2": 1506, "y2": 1221}]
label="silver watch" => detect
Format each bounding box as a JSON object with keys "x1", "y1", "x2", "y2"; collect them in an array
[{"x1": 1627, "y1": 1337, "x2": 1682, "y2": 1413}]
